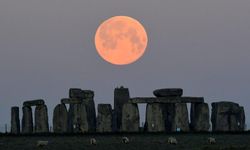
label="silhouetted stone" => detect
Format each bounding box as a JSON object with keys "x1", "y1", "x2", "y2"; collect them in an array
[
  {"x1": 163, "y1": 103, "x2": 189, "y2": 132},
  {"x1": 68, "y1": 104, "x2": 88, "y2": 133},
  {"x1": 53, "y1": 104, "x2": 68, "y2": 133},
  {"x1": 172, "y1": 103, "x2": 190, "y2": 132},
  {"x1": 11, "y1": 107, "x2": 20, "y2": 134},
  {"x1": 145, "y1": 103, "x2": 165, "y2": 132},
  {"x1": 238, "y1": 106, "x2": 245, "y2": 131},
  {"x1": 61, "y1": 98, "x2": 82, "y2": 104},
  {"x1": 23, "y1": 99, "x2": 45, "y2": 107},
  {"x1": 69, "y1": 88, "x2": 85, "y2": 99},
  {"x1": 163, "y1": 104, "x2": 175, "y2": 132},
  {"x1": 35, "y1": 104, "x2": 49, "y2": 133},
  {"x1": 153, "y1": 88, "x2": 183, "y2": 97},
  {"x1": 190, "y1": 103, "x2": 210, "y2": 131},
  {"x1": 22, "y1": 106, "x2": 33, "y2": 133},
  {"x1": 114, "y1": 86, "x2": 130, "y2": 131},
  {"x1": 82, "y1": 90, "x2": 96, "y2": 132},
  {"x1": 129, "y1": 97, "x2": 204, "y2": 103},
  {"x1": 121, "y1": 103, "x2": 140, "y2": 132},
  {"x1": 96, "y1": 104, "x2": 112, "y2": 132},
  {"x1": 68, "y1": 88, "x2": 96, "y2": 132},
  {"x1": 211, "y1": 101, "x2": 245, "y2": 131}
]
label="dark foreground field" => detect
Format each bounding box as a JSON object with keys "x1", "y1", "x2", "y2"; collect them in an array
[{"x1": 0, "y1": 133, "x2": 249, "y2": 150}]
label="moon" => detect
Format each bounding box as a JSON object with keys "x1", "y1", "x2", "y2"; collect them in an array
[{"x1": 95, "y1": 16, "x2": 148, "y2": 65}]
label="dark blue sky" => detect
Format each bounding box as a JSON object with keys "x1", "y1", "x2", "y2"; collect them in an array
[{"x1": 0, "y1": 0, "x2": 250, "y2": 130}]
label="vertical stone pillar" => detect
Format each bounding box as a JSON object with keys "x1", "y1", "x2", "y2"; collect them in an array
[
  {"x1": 121, "y1": 103, "x2": 140, "y2": 132},
  {"x1": 35, "y1": 104, "x2": 49, "y2": 133},
  {"x1": 211, "y1": 102, "x2": 245, "y2": 132},
  {"x1": 172, "y1": 103, "x2": 190, "y2": 132},
  {"x1": 11, "y1": 107, "x2": 20, "y2": 134},
  {"x1": 238, "y1": 106, "x2": 245, "y2": 131},
  {"x1": 145, "y1": 103, "x2": 165, "y2": 132},
  {"x1": 68, "y1": 103, "x2": 88, "y2": 133},
  {"x1": 83, "y1": 90, "x2": 96, "y2": 132},
  {"x1": 22, "y1": 106, "x2": 33, "y2": 133},
  {"x1": 96, "y1": 104, "x2": 112, "y2": 132},
  {"x1": 53, "y1": 104, "x2": 68, "y2": 133},
  {"x1": 114, "y1": 86, "x2": 130, "y2": 131},
  {"x1": 190, "y1": 103, "x2": 210, "y2": 131}
]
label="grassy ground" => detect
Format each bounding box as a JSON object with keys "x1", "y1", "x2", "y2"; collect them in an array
[{"x1": 0, "y1": 133, "x2": 249, "y2": 150}]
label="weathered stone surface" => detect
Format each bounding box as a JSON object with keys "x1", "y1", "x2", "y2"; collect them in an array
[
  {"x1": 61, "y1": 98, "x2": 83, "y2": 104},
  {"x1": 35, "y1": 104, "x2": 49, "y2": 133},
  {"x1": 173, "y1": 103, "x2": 190, "y2": 132},
  {"x1": 153, "y1": 88, "x2": 183, "y2": 97},
  {"x1": 238, "y1": 106, "x2": 245, "y2": 131},
  {"x1": 53, "y1": 104, "x2": 68, "y2": 133},
  {"x1": 121, "y1": 103, "x2": 140, "y2": 132},
  {"x1": 190, "y1": 103, "x2": 210, "y2": 131},
  {"x1": 211, "y1": 101, "x2": 245, "y2": 132},
  {"x1": 68, "y1": 104, "x2": 88, "y2": 133},
  {"x1": 69, "y1": 88, "x2": 85, "y2": 99},
  {"x1": 114, "y1": 86, "x2": 130, "y2": 131},
  {"x1": 82, "y1": 90, "x2": 96, "y2": 132},
  {"x1": 23, "y1": 99, "x2": 45, "y2": 107},
  {"x1": 96, "y1": 104, "x2": 112, "y2": 132},
  {"x1": 129, "y1": 97, "x2": 204, "y2": 103},
  {"x1": 163, "y1": 104, "x2": 175, "y2": 131},
  {"x1": 145, "y1": 103, "x2": 165, "y2": 132},
  {"x1": 68, "y1": 88, "x2": 96, "y2": 132},
  {"x1": 22, "y1": 106, "x2": 33, "y2": 133},
  {"x1": 11, "y1": 107, "x2": 20, "y2": 134},
  {"x1": 162, "y1": 103, "x2": 190, "y2": 132}
]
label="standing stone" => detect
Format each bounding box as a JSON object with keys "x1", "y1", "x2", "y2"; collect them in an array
[
  {"x1": 163, "y1": 104, "x2": 175, "y2": 132},
  {"x1": 172, "y1": 103, "x2": 190, "y2": 132},
  {"x1": 53, "y1": 104, "x2": 68, "y2": 133},
  {"x1": 96, "y1": 104, "x2": 112, "y2": 132},
  {"x1": 83, "y1": 90, "x2": 96, "y2": 132},
  {"x1": 68, "y1": 88, "x2": 96, "y2": 132},
  {"x1": 68, "y1": 104, "x2": 88, "y2": 133},
  {"x1": 190, "y1": 103, "x2": 210, "y2": 131},
  {"x1": 11, "y1": 107, "x2": 20, "y2": 134},
  {"x1": 238, "y1": 107, "x2": 245, "y2": 131},
  {"x1": 121, "y1": 103, "x2": 140, "y2": 132},
  {"x1": 35, "y1": 104, "x2": 49, "y2": 133},
  {"x1": 22, "y1": 106, "x2": 33, "y2": 133},
  {"x1": 211, "y1": 102, "x2": 245, "y2": 132},
  {"x1": 114, "y1": 86, "x2": 130, "y2": 131},
  {"x1": 145, "y1": 103, "x2": 165, "y2": 132}
]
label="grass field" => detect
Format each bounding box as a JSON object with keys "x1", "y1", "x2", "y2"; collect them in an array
[{"x1": 0, "y1": 133, "x2": 249, "y2": 150}]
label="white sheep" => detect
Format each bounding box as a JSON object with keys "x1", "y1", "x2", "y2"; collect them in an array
[
  {"x1": 122, "y1": 137, "x2": 129, "y2": 144},
  {"x1": 207, "y1": 137, "x2": 216, "y2": 144},
  {"x1": 36, "y1": 140, "x2": 48, "y2": 147},
  {"x1": 168, "y1": 137, "x2": 178, "y2": 145},
  {"x1": 90, "y1": 138, "x2": 97, "y2": 145}
]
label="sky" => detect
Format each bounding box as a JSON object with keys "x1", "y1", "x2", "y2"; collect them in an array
[{"x1": 0, "y1": 0, "x2": 250, "y2": 131}]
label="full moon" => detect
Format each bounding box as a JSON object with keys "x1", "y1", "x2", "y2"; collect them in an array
[{"x1": 95, "y1": 16, "x2": 148, "y2": 65}]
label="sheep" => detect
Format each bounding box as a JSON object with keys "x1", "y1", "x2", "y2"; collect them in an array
[
  {"x1": 168, "y1": 137, "x2": 178, "y2": 145},
  {"x1": 122, "y1": 137, "x2": 129, "y2": 144},
  {"x1": 36, "y1": 140, "x2": 49, "y2": 147},
  {"x1": 90, "y1": 138, "x2": 97, "y2": 145},
  {"x1": 207, "y1": 137, "x2": 216, "y2": 144}
]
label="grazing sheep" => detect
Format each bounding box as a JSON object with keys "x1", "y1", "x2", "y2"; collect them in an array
[
  {"x1": 207, "y1": 137, "x2": 216, "y2": 144},
  {"x1": 168, "y1": 137, "x2": 178, "y2": 145},
  {"x1": 122, "y1": 137, "x2": 129, "y2": 144},
  {"x1": 36, "y1": 141, "x2": 48, "y2": 147},
  {"x1": 90, "y1": 138, "x2": 97, "y2": 145}
]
